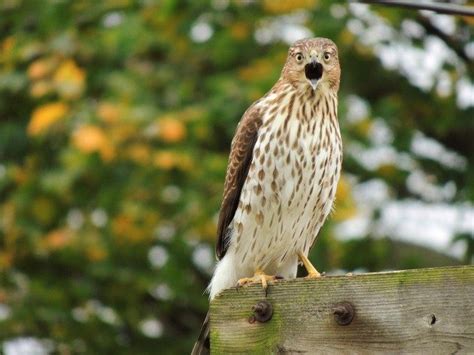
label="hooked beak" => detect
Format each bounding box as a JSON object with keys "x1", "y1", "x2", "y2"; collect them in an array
[{"x1": 305, "y1": 60, "x2": 323, "y2": 90}]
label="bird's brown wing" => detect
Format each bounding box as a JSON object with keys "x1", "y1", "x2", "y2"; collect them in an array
[{"x1": 216, "y1": 105, "x2": 262, "y2": 260}]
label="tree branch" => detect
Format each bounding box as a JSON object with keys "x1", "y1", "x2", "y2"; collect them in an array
[{"x1": 352, "y1": 0, "x2": 474, "y2": 17}]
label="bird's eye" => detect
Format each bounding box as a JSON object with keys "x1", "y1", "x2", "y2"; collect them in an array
[
  {"x1": 324, "y1": 52, "x2": 331, "y2": 61},
  {"x1": 295, "y1": 53, "x2": 303, "y2": 63}
]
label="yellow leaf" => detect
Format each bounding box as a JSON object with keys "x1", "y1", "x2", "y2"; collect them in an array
[
  {"x1": 30, "y1": 80, "x2": 53, "y2": 98},
  {"x1": 180, "y1": 106, "x2": 205, "y2": 122},
  {"x1": 353, "y1": 118, "x2": 372, "y2": 137},
  {"x1": 27, "y1": 57, "x2": 55, "y2": 80},
  {"x1": 42, "y1": 228, "x2": 73, "y2": 251},
  {"x1": 238, "y1": 58, "x2": 274, "y2": 82},
  {"x1": 31, "y1": 197, "x2": 56, "y2": 225},
  {"x1": 335, "y1": 175, "x2": 350, "y2": 201},
  {"x1": 152, "y1": 151, "x2": 193, "y2": 171},
  {"x1": 153, "y1": 151, "x2": 176, "y2": 170},
  {"x1": 12, "y1": 166, "x2": 28, "y2": 185},
  {"x1": 0, "y1": 251, "x2": 13, "y2": 269},
  {"x1": 263, "y1": 0, "x2": 317, "y2": 13},
  {"x1": 248, "y1": 88, "x2": 265, "y2": 101},
  {"x1": 339, "y1": 29, "x2": 355, "y2": 46},
  {"x1": 333, "y1": 175, "x2": 357, "y2": 221},
  {"x1": 86, "y1": 245, "x2": 107, "y2": 261},
  {"x1": 462, "y1": 16, "x2": 474, "y2": 25},
  {"x1": 53, "y1": 59, "x2": 85, "y2": 99},
  {"x1": 97, "y1": 102, "x2": 121, "y2": 123},
  {"x1": 109, "y1": 123, "x2": 137, "y2": 142},
  {"x1": 72, "y1": 125, "x2": 115, "y2": 161},
  {"x1": 1, "y1": 36, "x2": 15, "y2": 54},
  {"x1": 28, "y1": 102, "x2": 69, "y2": 136},
  {"x1": 112, "y1": 214, "x2": 151, "y2": 244},
  {"x1": 230, "y1": 22, "x2": 249, "y2": 40},
  {"x1": 157, "y1": 116, "x2": 186, "y2": 143},
  {"x1": 377, "y1": 164, "x2": 397, "y2": 178},
  {"x1": 199, "y1": 220, "x2": 217, "y2": 238},
  {"x1": 127, "y1": 143, "x2": 151, "y2": 165}
]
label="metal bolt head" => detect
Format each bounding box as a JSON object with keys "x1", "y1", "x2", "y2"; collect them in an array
[
  {"x1": 333, "y1": 301, "x2": 355, "y2": 326},
  {"x1": 249, "y1": 300, "x2": 273, "y2": 323}
]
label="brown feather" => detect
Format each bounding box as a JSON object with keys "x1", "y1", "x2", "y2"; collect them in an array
[
  {"x1": 216, "y1": 106, "x2": 262, "y2": 260},
  {"x1": 191, "y1": 312, "x2": 210, "y2": 355}
]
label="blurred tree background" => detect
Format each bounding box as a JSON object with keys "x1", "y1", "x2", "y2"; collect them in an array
[{"x1": 0, "y1": 0, "x2": 472, "y2": 354}]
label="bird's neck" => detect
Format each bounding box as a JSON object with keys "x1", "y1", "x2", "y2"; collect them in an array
[
  {"x1": 260, "y1": 81, "x2": 338, "y2": 125},
  {"x1": 271, "y1": 80, "x2": 337, "y2": 102}
]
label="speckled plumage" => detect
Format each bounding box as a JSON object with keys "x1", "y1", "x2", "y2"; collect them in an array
[
  {"x1": 192, "y1": 37, "x2": 342, "y2": 355},
  {"x1": 210, "y1": 38, "x2": 342, "y2": 299}
]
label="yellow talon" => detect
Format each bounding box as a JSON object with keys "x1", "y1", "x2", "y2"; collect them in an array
[
  {"x1": 237, "y1": 269, "x2": 277, "y2": 289},
  {"x1": 298, "y1": 252, "x2": 321, "y2": 278}
]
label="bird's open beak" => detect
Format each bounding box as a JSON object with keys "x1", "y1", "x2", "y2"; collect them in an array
[{"x1": 305, "y1": 60, "x2": 323, "y2": 90}]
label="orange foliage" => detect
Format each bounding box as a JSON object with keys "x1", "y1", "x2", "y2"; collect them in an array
[
  {"x1": 30, "y1": 80, "x2": 54, "y2": 98},
  {"x1": 230, "y1": 22, "x2": 250, "y2": 40},
  {"x1": 377, "y1": 164, "x2": 397, "y2": 178},
  {"x1": 0, "y1": 251, "x2": 13, "y2": 269},
  {"x1": 333, "y1": 175, "x2": 357, "y2": 221},
  {"x1": 86, "y1": 245, "x2": 107, "y2": 261},
  {"x1": 153, "y1": 151, "x2": 192, "y2": 170},
  {"x1": 112, "y1": 214, "x2": 154, "y2": 244},
  {"x1": 262, "y1": 0, "x2": 318, "y2": 13},
  {"x1": 153, "y1": 151, "x2": 176, "y2": 170},
  {"x1": 53, "y1": 59, "x2": 86, "y2": 99},
  {"x1": 109, "y1": 123, "x2": 138, "y2": 143},
  {"x1": 42, "y1": 228, "x2": 73, "y2": 250},
  {"x1": 238, "y1": 58, "x2": 274, "y2": 82},
  {"x1": 12, "y1": 166, "x2": 28, "y2": 185},
  {"x1": 462, "y1": 16, "x2": 474, "y2": 25},
  {"x1": 353, "y1": 118, "x2": 372, "y2": 137},
  {"x1": 97, "y1": 102, "x2": 121, "y2": 123},
  {"x1": 28, "y1": 102, "x2": 69, "y2": 136},
  {"x1": 158, "y1": 117, "x2": 187, "y2": 143},
  {"x1": 28, "y1": 57, "x2": 55, "y2": 80},
  {"x1": 127, "y1": 143, "x2": 151, "y2": 165},
  {"x1": 1, "y1": 36, "x2": 15, "y2": 55},
  {"x1": 72, "y1": 125, "x2": 115, "y2": 161}
]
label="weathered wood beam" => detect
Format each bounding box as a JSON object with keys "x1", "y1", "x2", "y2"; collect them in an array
[{"x1": 210, "y1": 265, "x2": 474, "y2": 353}]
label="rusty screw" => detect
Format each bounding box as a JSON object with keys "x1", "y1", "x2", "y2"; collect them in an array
[
  {"x1": 333, "y1": 302, "x2": 354, "y2": 326},
  {"x1": 248, "y1": 300, "x2": 273, "y2": 323}
]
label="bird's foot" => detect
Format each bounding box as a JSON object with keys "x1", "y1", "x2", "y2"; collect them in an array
[
  {"x1": 298, "y1": 251, "x2": 323, "y2": 279},
  {"x1": 305, "y1": 270, "x2": 321, "y2": 279},
  {"x1": 237, "y1": 270, "x2": 278, "y2": 290}
]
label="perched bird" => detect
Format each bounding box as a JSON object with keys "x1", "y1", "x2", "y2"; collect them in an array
[{"x1": 192, "y1": 37, "x2": 342, "y2": 354}]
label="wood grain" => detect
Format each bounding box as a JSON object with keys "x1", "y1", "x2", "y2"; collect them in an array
[{"x1": 210, "y1": 265, "x2": 474, "y2": 354}]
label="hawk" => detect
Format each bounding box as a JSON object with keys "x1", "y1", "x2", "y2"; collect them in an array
[{"x1": 193, "y1": 37, "x2": 342, "y2": 354}]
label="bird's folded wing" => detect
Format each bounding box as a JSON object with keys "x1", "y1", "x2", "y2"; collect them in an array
[{"x1": 216, "y1": 105, "x2": 263, "y2": 260}]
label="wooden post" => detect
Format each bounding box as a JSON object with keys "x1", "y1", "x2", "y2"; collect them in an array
[{"x1": 210, "y1": 265, "x2": 474, "y2": 353}]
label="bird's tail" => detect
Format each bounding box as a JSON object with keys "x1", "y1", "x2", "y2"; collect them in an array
[{"x1": 191, "y1": 311, "x2": 210, "y2": 355}]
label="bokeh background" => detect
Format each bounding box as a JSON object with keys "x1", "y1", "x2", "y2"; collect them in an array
[{"x1": 0, "y1": 0, "x2": 473, "y2": 354}]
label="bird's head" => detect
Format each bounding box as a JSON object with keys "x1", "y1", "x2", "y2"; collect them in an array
[{"x1": 281, "y1": 37, "x2": 340, "y2": 93}]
